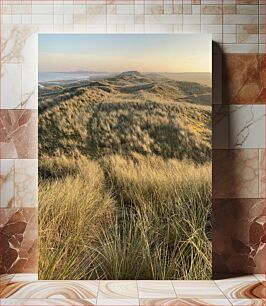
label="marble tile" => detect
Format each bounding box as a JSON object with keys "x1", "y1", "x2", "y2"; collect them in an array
[
  {"x1": 11, "y1": 274, "x2": 38, "y2": 282},
  {"x1": 259, "y1": 150, "x2": 266, "y2": 198},
  {"x1": 212, "y1": 149, "x2": 259, "y2": 198},
  {"x1": 137, "y1": 281, "x2": 176, "y2": 298},
  {"x1": 1, "y1": 25, "x2": 38, "y2": 64},
  {"x1": 1, "y1": 64, "x2": 22, "y2": 109},
  {"x1": 0, "y1": 274, "x2": 14, "y2": 295},
  {"x1": 21, "y1": 63, "x2": 38, "y2": 109},
  {"x1": 0, "y1": 110, "x2": 37, "y2": 159},
  {"x1": 172, "y1": 281, "x2": 225, "y2": 298},
  {"x1": 229, "y1": 105, "x2": 265, "y2": 149},
  {"x1": 237, "y1": 34, "x2": 259, "y2": 44},
  {"x1": 0, "y1": 299, "x2": 96, "y2": 305},
  {"x1": 213, "y1": 199, "x2": 266, "y2": 276},
  {"x1": 213, "y1": 105, "x2": 229, "y2": 149},
  {"x1": 98, "y1": 281, "x2": 138, "y2": 299},
  {"x1": 223, "y1": 15, "x2": 258, "y2": 25},
  {"x1": 139, "y1": 298, "x2": 232, "y2": 305},
  {"x1": 0, "y1": 160, "x2": 15, "y2": 208},
  {"x1": 0, "y1": 208, "x2": 38, "y2": 274},
  {"x1": 236, "y1": 0, "x2": 259, "y2": 4},
  {"x1": 96, "y1": 299, "x2": 139, "y2": 305},
  {"x1": 237, "y1": 25, "x2": 259, "y2": 34},
  {"x1": 215, "y1": 277, "x2": 265, "y2": 299},
  {"x1": 201, "y1": 5, "x2": 223, "y2": 14},
  {"x1": 237, "y1": 5, "x2": 259, "y2": 14},
  {"x1": 15, "y1": 160, "x2": 38, "y2": 208},
  {"x1": 222, "y1": 54, "x2": 264, "y2": 104},
  {"x1": 223, "y1": 44, "x2": 259, "y2": 53},
  {"x1": 229, "y1": 300, "x2": 266, "y2": 306},
  {"x1": 254, "y1": 274, "x2": 266, "y2": 283},
  {"x1": 1, "y1": 281, "x2": 99, "y2": 299}
]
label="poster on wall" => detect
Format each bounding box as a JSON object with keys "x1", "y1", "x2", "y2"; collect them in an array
[{"x1": 38, "y1": 34, "x2": 212, "y2": 280}]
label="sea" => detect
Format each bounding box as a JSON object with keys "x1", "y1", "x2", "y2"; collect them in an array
[{"x1": 38, "y1": 72, "x2": 109, "y2": 83}]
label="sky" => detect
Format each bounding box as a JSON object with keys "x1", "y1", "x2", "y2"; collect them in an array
[{"x1": 39, "y1": 34, "x2": 212, "y2": 73}]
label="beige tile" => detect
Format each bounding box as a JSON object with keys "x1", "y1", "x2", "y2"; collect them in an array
[
  {"x1": 11, "y1": 274, "x2": 38, "y2": 282},
  {"x1": 138, "y1": 281, "x2": 176, "y2": 299},
  {"x1": 254, "y1": 274, "x2": 266, "y2": 282},
  {"x1": 237, "y1": 33, "x2": 259, "y2": 43},
  {"x1": 237, "y1": 4, "x2": 259, "y2": 14},
  {"x1": 32, "y1": 5, "x2": 53, "y2": 14},
  {"x1": 1, "y1": 281, "x2": 99, "y2": 299},
  {"x1": 182, "y1": 5, "x2": 192, "y2": 14},
  {"x1": 237, "y1": 24, "x2": 259, "y2": 34},
  {"x1": 1, "y1": 299, "x2": 97, "y2": 305},
  {"x1": 223, "y1": 24, "x2": 237, "y2": 33},
  {"x1": 144, "y1": 14, "x2": 182, "y2": 24},
  {"x1": 1, "y1": 64, "x2": 22, "y2": 109},
  {"x1": 223, "y1": 5, "x2": 237, "y2": 14},
  {"x1": 96, "y1": 299, "x2": 139, "y2": 305},
  {"x1": 223, "y1": 33, "x2": 236, "y2": 43},
  {"x1": 223, "y1": 44, "x2": 258, "y2": 53},
  {"x1": 201, "y1": 24, "x2": 222, "y2": 33},
  {"x1": 183, "y1": 14, "x2": 200, "y2": 24},
  {"x1": 223, "y1": 14, "x2": 258, "y2": 24},
  {"x1": 139, "y1": 299, "x2": 232, "y2": 306},
  {"x1": 201, "y1": 5, "x2": 223, "y2": 14},
  {"x1": 0, "y1": 159, "x2": 15, "y2": 208},
  {"x1": 229, "y1": 300, "x2": 266, "y2": 306},
  {"x1": 116, "y1": 4, "x2": 134, "y2": 15},
  {"x1": 107, "y1": 14, "x2": 134, "y2": 25},
  {"x1": 215, "y1": 276, "x2": 262, "y2": 299},
  {"x1": 15, "y1": 159, "x2": 38, "y2": 207},
  {"x1": 145, "y1": 5, "x2": 164, "y2": 15},
  {"x1": 98, "y1": 281, "x2": 138, "y2": 299},
  {"x1": 172, "y1": 281, "x2": 225, "y2": 299},
  {"x1": 201, "y1": 15, "x2": 222, "y2": 24}
]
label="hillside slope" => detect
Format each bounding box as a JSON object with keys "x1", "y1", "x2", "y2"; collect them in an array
[{"x1": 39, "y1": 72, "x2": 211, "y2": 163}]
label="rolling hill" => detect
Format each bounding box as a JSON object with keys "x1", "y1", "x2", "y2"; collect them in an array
[{"x1": 39, "y1": 71, "x2": 211, "y2": 163}]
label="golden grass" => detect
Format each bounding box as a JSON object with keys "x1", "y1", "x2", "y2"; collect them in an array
[
  {"x1": 39, "y1": 158, "x2": 115, "y2": 279},
  {"x1": 39, "y1": 154, "x2": 211, "y2": 280}
]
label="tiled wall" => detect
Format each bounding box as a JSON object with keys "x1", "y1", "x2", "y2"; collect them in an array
[{"x1": 0, "y1": 0, "x2": 265, "y2": 278}]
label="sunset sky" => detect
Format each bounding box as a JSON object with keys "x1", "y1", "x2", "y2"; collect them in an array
[{"x1": 39, "y1": 34, "x2": 212, "y2": 73}]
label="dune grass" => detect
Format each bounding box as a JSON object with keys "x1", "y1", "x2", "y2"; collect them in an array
[{"x1": 39, "y1": 154, "x2": 211, "y2": 280}]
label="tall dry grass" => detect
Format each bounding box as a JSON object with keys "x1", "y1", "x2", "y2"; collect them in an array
[
  {"x1": 39, "y1": 157, "x2": 115, "y2": 279},
  {"x1": 39, "y1": 154, "x2": 211, "y2": 280}
]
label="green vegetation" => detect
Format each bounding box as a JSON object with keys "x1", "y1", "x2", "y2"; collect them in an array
[{"x1": 38, "y1": 71, "x2": 212, "y2": 280}]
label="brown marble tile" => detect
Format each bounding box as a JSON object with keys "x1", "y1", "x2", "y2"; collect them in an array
[
  {"x1": 216, "y1": 276, "x2": 265, "y2": 299},
  {"x1": 0, "y1": 299, "x2": 96, "y2": 305},
  {"x1": 0, "y1": 110, "x2": 37, "y2": 159},
  {"x1": 237, "y1": 25, "x2": 259, "y2": 34},
  {"x1": 0, "y1": 274, "x2": 14, "y2": 295},
  {"x1": 1, "y1": 281, "x2": 99, "y2": 299},
  {"x1": 0, "y1": 208, "x2": 38, "y2": 274},
  {"x1": 202, "y1": 5, "x2": 223, "y2": 15},
  {"x1": 139, "y1": 298, "x2": 231, "y2": 305},
  {"x1": 236, "y1": 0, "x2": 258, "y2": 4},
  {"x1": 223, "y1": 5, "x2": 236, "y2": 15},
  {"x1": 222, "y1": 54, "x2": 264, "y2": 104},
  {"x1": 213, "y1": 149, "x2": 259, "y2": 198},
  {"x1": 213, "y1": 199, "x2": 266, "y2": 277}
]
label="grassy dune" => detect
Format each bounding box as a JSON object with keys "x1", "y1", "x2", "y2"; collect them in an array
[
  {"x1": 39, "y1": 154, "x2": 211, "y2": 280},
  {"x1": 38, "y1": 72, "x2": 212, "y2": 280}
]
